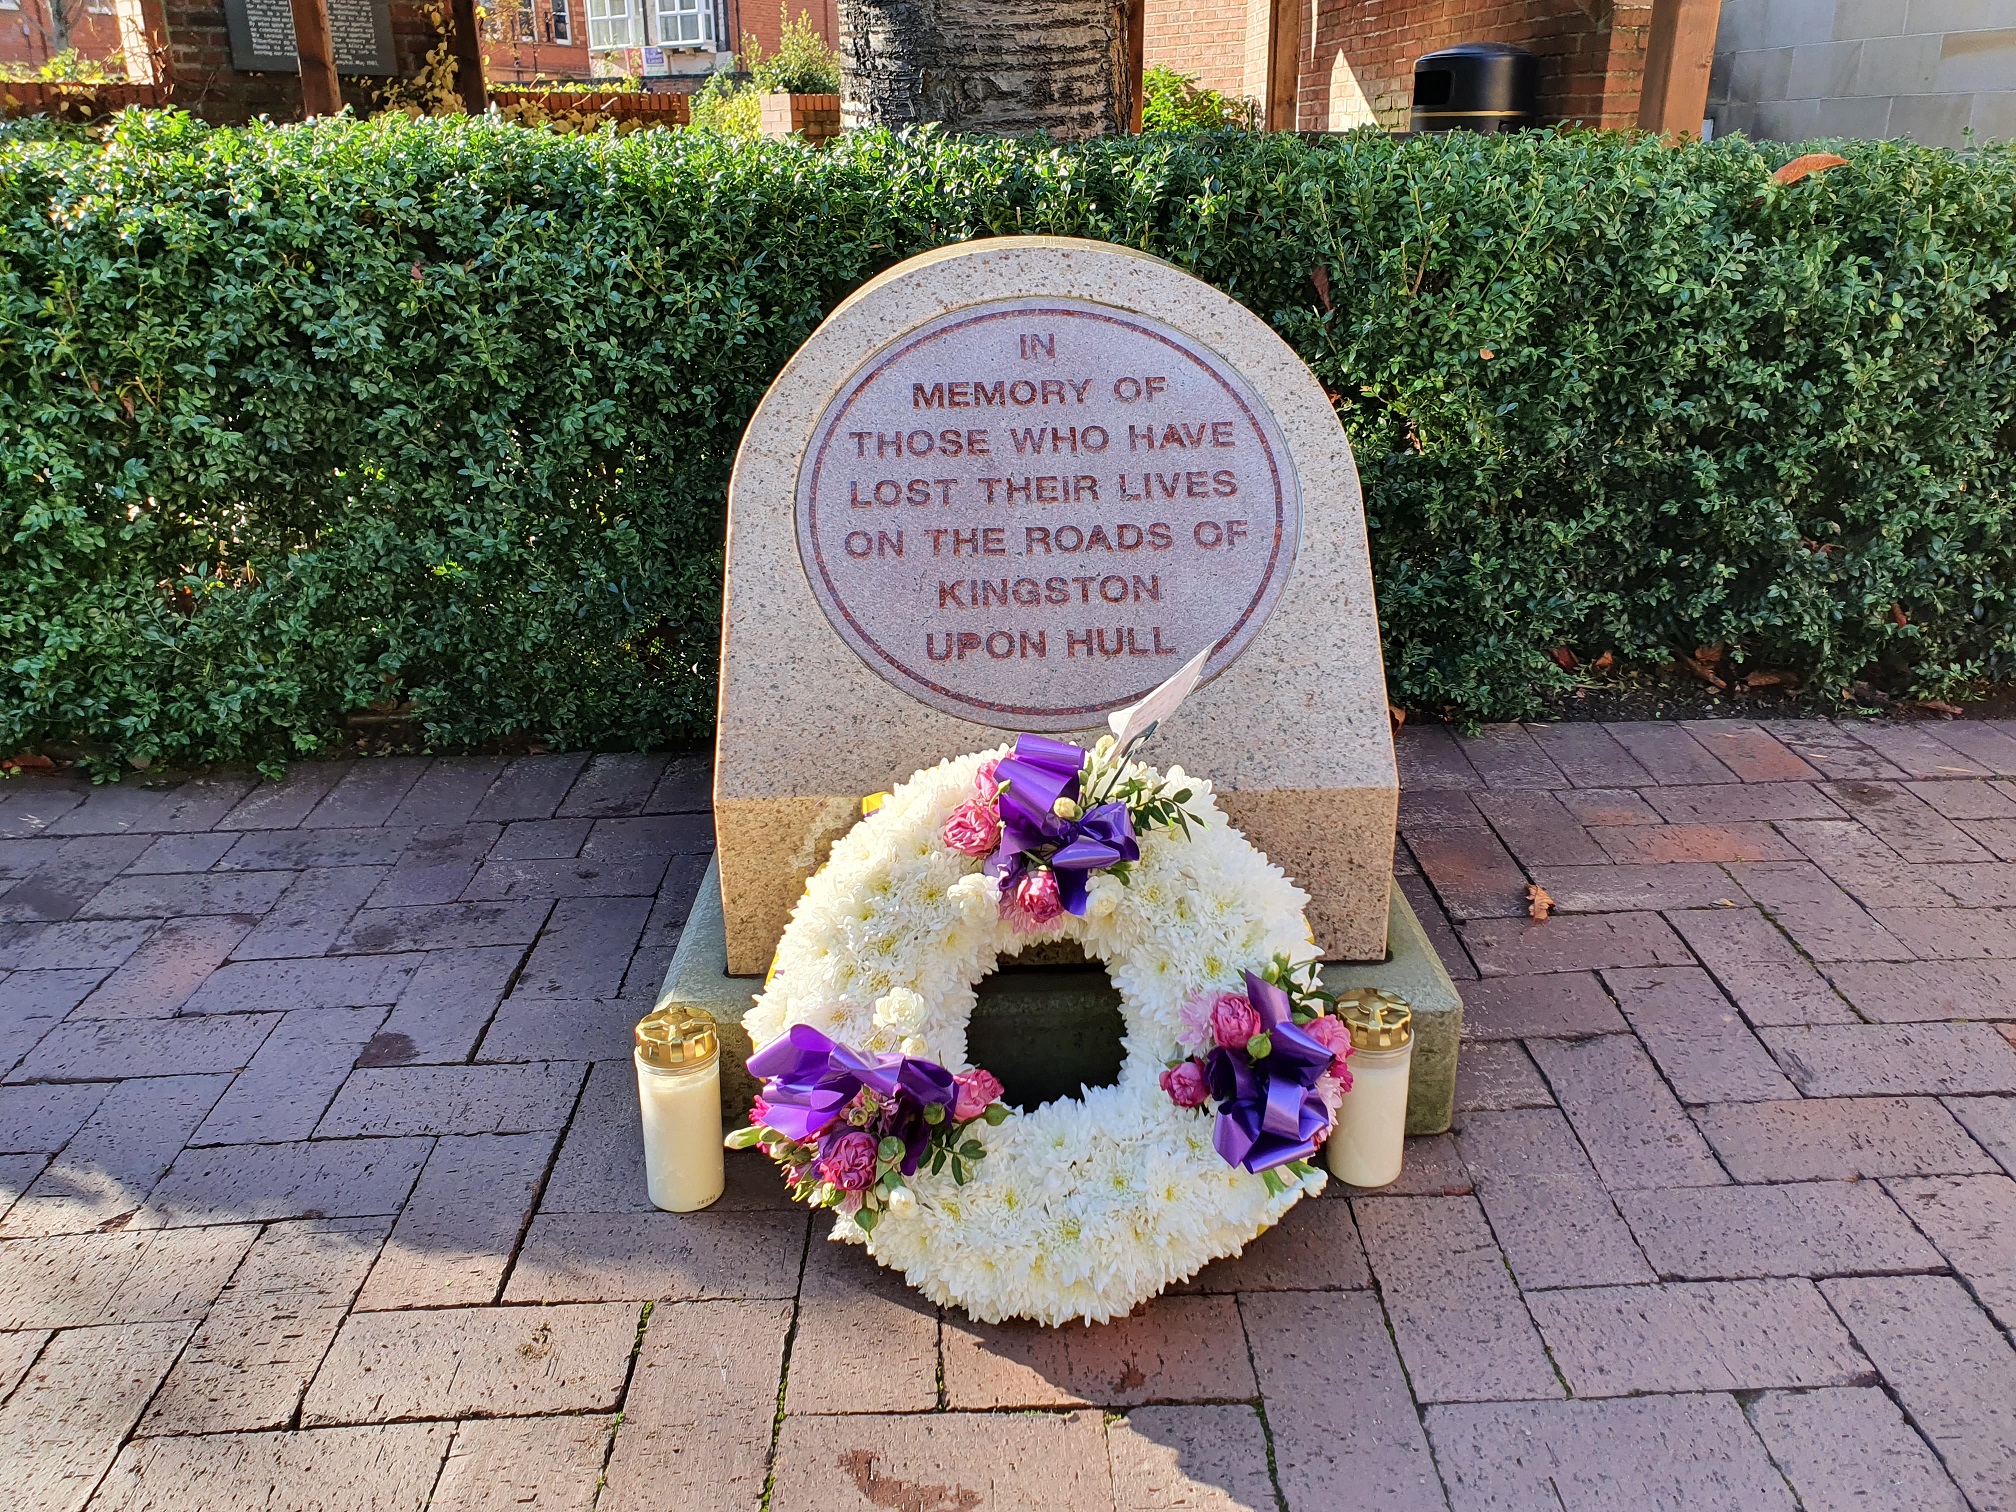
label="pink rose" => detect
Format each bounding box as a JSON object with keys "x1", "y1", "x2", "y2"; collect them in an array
[
  {"x1": 1160, "y1": 1059, "x2": 1210, "y2": 1108},
  {"x1": 941, "y1": 797, "x2": 1002, "y2": 856},
  {"x1": 975, "y1": 758, "x2": 1001, "y2": 798},
  {"x1": 952, "y1": 1068, "x2": 1004, "y2": 1122},
  {"x1": 1209, "y1": 993, "x2": 1262, "y2": 1051},
  {"x1": 1304, "y1": 1014, "x2": 1354, "y2": 1079},
  {"x1": 815, "y1": 1129, "x2": 879, "y2": 1192},
  {"x1": 1005, "y1": 865, "x2": 1063, "y2": 931},
  {"x1": 749, "y1": 1095, "x2": 772, "y2": 1127}
]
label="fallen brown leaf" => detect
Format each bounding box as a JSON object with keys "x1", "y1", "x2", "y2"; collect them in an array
[
  {"x1": 1591, "y1": 651, "x2": 1615, "y2": 674},
  {"x1": 1551, "y1": 646, "x2": 1579, "y2": 671},
  {"x1": 1891, "y1": 603, "x2": 1909, "y2": 628},
  {"x1": 1526, "y1": 884, "x2": 1554, "y2": 921},
  {"x1": 1679, "y1": 653, "x2": 1728, "y2": 691},
  {"x1": 1745, "y1": 670, "x2": 1786, "y2": 688},
  {"x1": 1913, "y1": 699, "x2": 1964, "y2": 718},
  {"x1": 1311, "y1": 263, "x2": 1333, "y2": 313},
  {"x1": 1388, "y1": 705, "x2": 1407, "y2": 730},
  {"x1": 1773, "y1": 152, "x2": 1848, "y2": 185}
]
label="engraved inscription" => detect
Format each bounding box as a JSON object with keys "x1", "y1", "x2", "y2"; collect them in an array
[{"x1": 795, "y1": 297, "x2": 1301, "y2": 730}]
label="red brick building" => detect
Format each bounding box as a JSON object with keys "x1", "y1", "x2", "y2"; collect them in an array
[
  {"x1": 1, "y1": 0, "x2": 127, "y2": 72},
  {"x1": 1148, "y1": 0, "x2": 1662, "y2": 131},
  {"x1": 482, "y1": 0, "x2": 588, "y2": 83}
]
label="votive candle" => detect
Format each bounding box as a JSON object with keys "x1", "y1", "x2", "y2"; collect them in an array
[
  {"x1": 1325, "y1": 990, "x2": 1413, "y2": 1189},
  {"x1": 635, "y1": 1006, "x2": 724, "y2": 1212}
]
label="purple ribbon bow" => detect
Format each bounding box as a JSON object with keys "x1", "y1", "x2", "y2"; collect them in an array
[
  {"x1": 987, "y1": 734, "x2": 1140, "y2": 915},
  {"x1": 746, "y1": 1024, "x2": 958, "y2": 1173},
  {"x1": 1206, "y1": 971, "x2": 1335, "y2": 1173}
]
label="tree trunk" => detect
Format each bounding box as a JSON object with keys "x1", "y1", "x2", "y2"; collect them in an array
[{"x1": 838, "y1": 0, "x2": 1133, "y2": 139}]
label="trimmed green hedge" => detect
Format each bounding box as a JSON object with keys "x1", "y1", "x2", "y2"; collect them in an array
[{"x1": 3, "y1": 112, "x2": 2013, "y2": 769}]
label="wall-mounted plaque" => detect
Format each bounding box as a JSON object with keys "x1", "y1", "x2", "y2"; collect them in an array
[{"x1": 223, "y1": 0, "x2": 398, "y2": 74}]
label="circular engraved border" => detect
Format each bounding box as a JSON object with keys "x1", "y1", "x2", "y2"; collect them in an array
[{"x1": 796, "y1": 295, "x2": 1303, "y2": 731}]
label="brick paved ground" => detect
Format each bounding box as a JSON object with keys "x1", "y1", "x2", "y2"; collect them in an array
[{"x1": 2, "y1": 722, "x2": 2015, "y2": 1509}]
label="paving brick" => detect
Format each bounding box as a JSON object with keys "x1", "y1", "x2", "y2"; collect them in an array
[
  {"x1": 1606, "y1": 966, "x2": 1795, "y2": 1103},
  {"x1": 1619, "y1": 1180, "x2": 1941, "y2": 1279},
  {"x1": 597, "y1": 1298, "x2": 789, "y2": 1512},
  {"x1": 1745, "y1": 1387, "x2": 1968, "y2": 1512},
  {"x1": 1647, "y1": 782, "x2": 1843, "y2": 826},
  {"x1": 510, "y1": 897, "x2": 655, "y2": 999},
  {"x1": 1681, "y1": 720, "x2": 1823, "y2": 782},
  {"x1": 1453, "y1": 1040, "x2": 1553, "y2": 1112},
  {"x1": 1178, "y1": 1187, "x2": 1372, "y2": 1291},
  {"x1": 1529, "y1": 1278, "x2": 1869, "y2": 1395},
  {"x1": 365, "y1": 823, "x2": 500, "y2": 907},
  {"x1": 317, "y1": 1062, "x2": 582, "y2": 1138},
  {"x1": 182, "y1": 952, "x2": 422, "y2": 1015},
  {"x1": 470, "y1": 754, "x2": 591, "y2": 824},
  {"x1": 139, "y1": 1137, "x2": 430, "y2": 1227},
  {"x1": 0, "y1": 1225, "x2": 256, "y2": 1327},
  {"x1": 554, "y1": 753, "x2": 669, "y2": 819},
  {"x1": 9, "y1": 1011, "x2": 276, "y2": 1082},
  {"x1": 1109, "y1": 1405, "x2": 1277, "y2": 1512},
  {"x1": 0, "y1": 1320, "x2": 193, "y2": 1512},
  {"x1": 355, "y1": 1132, "x2": 556, "y2": 1311},
  {"x1": 488, "y1": 819, "x2": 592, "y2": 861},
  {"x1": 386, "y1": 757, "x2": 506, "y2": 828},
  {"x1": 1965, "y1": 818, "x2": 2016, "y2": 862},
  {"x1": 0, "y1": 918, "x2": 153, "y2": 972},
  {"x1": 304, "y1": 759, "x2": 431, "y2": 828},
  {"x1": 431, "y1": 1416, "x2": 612, "y2": 1512},
  {"x1": 69, "y1": 914, "x2": 254, "y2": 1019},
  {"x1": 194, "y1": 1006, "x2": 387, "y2": 1145},
  {"x1": 77, "y1": 869, "x2": 293, "y2": 920},
  {"x1": 1455, "y1": 1109, "x2": 1652, "y2": 1288},
  {"x1": 51, "y1": 776, "x2": 251, "y2": 836},
  {"x1": 1474, "y1": 790, "x2": 1606, "y2": 865},
  {"x1": 773, "y1": 1409, "x2": 1110, "y2": 1512},
  {"x1": 946, "y1": 1293, "x2": 1253, "y2": 1408},
  {"x1": 0, "y1": 836, "x2": 60, "y2": 881},
  {"x1": 0, "y1": 1326, "x2": 47, "y2": 1396},
  {"x1": 1, "y1": 1073, "x2": 230, "y2": 1235},
  {"x1": 231, "y1": 866, "x2": 393, "y2": 960},
  {"x1": 1780, "y1": 820, "x2": 1962, "y2": 907},
  {"x1": 0, "y1": 972, "x2": 81, "y2": 1076},
  {"x1": 1731, "y1": 869, "x2": 1915, "y2": 962},
  {"x1": 0, "y1": 780, "x2": 86, "y2": 838},
  {"x1": 1456, "y1": 724, "x2": 1566, "y2": 789},
  {"x1": 1243, "y1": 1289, "x2": 1444, "y2": 1511},
  {"x1": 1697, "y1": 1097, "x2": 1998, "y2": 1182},
  {"x1": 370, "y1": 945, "x2": 525, "y2": 1064},
  {"x1": 1762, "y1": 720, "x2": 1910, "y2": 781},
  {"x1": 1396, "y1": 874, "x2": 1476, "y2": 980},
  {"x1": 335, "y1": 899, "x2": 553, "y2": 954},
  {"x1": 0, "y1": 1151, "x2": 44, "y2": 1216},
  {"x1": 1821, "y1": 780, "x2": 1996, "y2": 865},
  {"x1": 1394, "y1": 723, "x2": 1482, "y2": 789},
  {"x1": 1557, "y1": 787, "x2": 1663, "y2": 825},
  {"x1": 477, "y1": 995, "x2": 644, "y2": 1063},
  {"x1": 94, "y1": 1423, "x2": 450, "y2": 1512},
  {"x1": 1526, "y1": 1034, "x2": 1727, "y2": 1189},
  {"x1": 1822, "y1": 1274, "x2": 2016, "y2": 1512},
  {"x1": 1594, "y1": 721, "x2": 1730, "y2": 784},
  {"x1": 1398, "y1": 793, "x2": 1529, "y2": 920},
  {"x1": 538, "y1": 1059, "x2": 661, "y2": 1214},
  {"x1": 1668, "y1": 904, "x2": 1859, "y2": 1024},
  {"x1": 1461, "y1": 911, "x2": 1693, "y2": 976},
  {"x1": 1871, "y1": 903, "x2": 2016, "y2": 960},
  {"x1": 1527, "y1": 723, "x2": 1657, "y2": 787},
  {"x1": 216, "y1": 763, "x2": 349, "y2": 830},
  {"x1": 641, "y1": 750, "x2": 711, "y2": 814},
  {"x1": 503, "y1": 1211, "x2": 806, "y2": 1303},
  {"x1": 218, "y1": 828, "x2": 413, "y2": 872},
  {"x1": 0, "y1": 835, "x2": 153, "y2": 922},
  {"x1": 1527, "y1": 862, "x2": 1745, "y2": 913},
  {"x1": 140, "y1": 1218, "x2": 386, "y2": 1436},
  {"x1": 1948, "y1": 1094, "x2": 2016, "y2": 1175},
  {"x1": 1353, "y1": 1194, "x2": 1560, "y2": 1403},
  {"x1": 1921, "y1": 721, "x2": 2016, "y2": 777},
  {"x1": 1886, "y1": 1173, "x2": 2016, "y2": 1331},
  {"x1": 1425, "y1": 1394, "x2": 1797, "y2": 1510},
  {"x1": 1457, "y1": 973, "x2": 1620, "y2": 1042},
  {"x1": 1912, "y1": 777, "x2": 2016, "y2": 819},
  {"x1": 1763, "y1": 1022, "x2": 2016, "y2": 1096},
  {"x1": 1594, "y1": 821, "x2": 1798, "y2": 864},
  {"x1": 1930, "y1": 863, "x2": 2016, "y2": 906},
  {"x1": 786, "y1": 1235, "x2": 938, "y2": 1414},
  {"x1": 621, "y1": 852, "x2": 708, "y2": 999},
  {"x1": 1839, "y1": 722, "x2": 1993, "y2": 779},
  {"x1": 304, "y1": 1301, "x2": 637, "y2": 1425},
  {"x1": 0, "y1": 1082, "x2": 108, "y2": 1153}
]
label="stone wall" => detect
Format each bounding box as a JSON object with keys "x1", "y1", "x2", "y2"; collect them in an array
[
  {"x1": 1709, "y1": 0, "x2": 2016, "y2": 145},
  {"x1": 1144, "y1": 0, "x2": 1654, "y2": 131}
]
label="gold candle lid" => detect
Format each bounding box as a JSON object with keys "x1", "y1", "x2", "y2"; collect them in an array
[
  {"x1": 1334, "y1": 988, "x2": 1413, "y2": 1050},
  {"x1": 635, "y1": 1005, "x2": 719, "y2": 1071}
]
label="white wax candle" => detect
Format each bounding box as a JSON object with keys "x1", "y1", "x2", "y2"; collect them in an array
[
  {"x1": 636, "y1": 1053, "x2": 724, "y2": 1212},
  {"x1": 1326, "y1": 1042, "x2": 1412, "y2": 1188}
]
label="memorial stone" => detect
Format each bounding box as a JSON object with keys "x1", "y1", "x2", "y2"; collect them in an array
[
  {"x1": 673, "y1": 236, "x2": 1462, "y2": 1136},
  {"x1": 223, "y1": 0, "x2": 396, "y2": 73}
]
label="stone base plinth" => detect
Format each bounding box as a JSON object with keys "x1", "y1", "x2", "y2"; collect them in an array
[{"x1": 658, "y1": 856, "x2": 1461, "y2": 1136}]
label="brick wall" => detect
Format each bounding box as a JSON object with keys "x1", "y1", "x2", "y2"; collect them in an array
[
  {"x1": 1, "y1": 0, "x2": 127, "y2": 71},
  {"x1": 483, "y1": 0, "x2": 589, "y2": 82},
  {"x1": 1143, "y1": 0, "x2": 1254, "y2": 103}
]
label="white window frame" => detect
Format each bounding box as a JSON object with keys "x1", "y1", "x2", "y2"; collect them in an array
[
  {"x1": 652, "y1": 0, "x2": 708, "y2": 49},
  {"x1": 586, "y1": 0, "x2": 637, "y2": 51}
]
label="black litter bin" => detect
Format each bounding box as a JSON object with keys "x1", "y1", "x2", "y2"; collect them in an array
[{"x1": 1410, "y1": 43, "x2": 1539, "y2": 134}]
